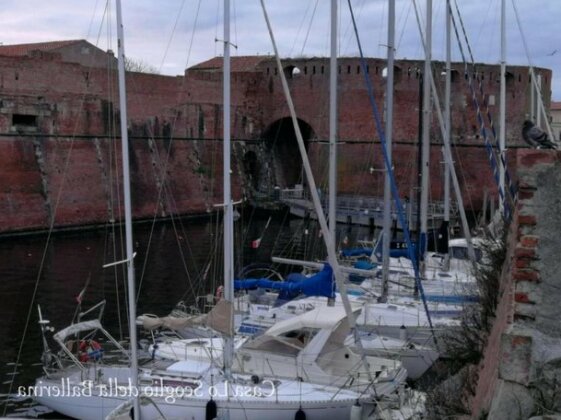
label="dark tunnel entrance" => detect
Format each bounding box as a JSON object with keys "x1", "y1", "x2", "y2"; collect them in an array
[{"x1": 261, "y1": 117, "x2": 315, "y2": 188}]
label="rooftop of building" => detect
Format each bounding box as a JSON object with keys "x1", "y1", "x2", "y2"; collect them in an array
[{"x1": 0, "y1": 40, "x2": 86, "y2": 57}]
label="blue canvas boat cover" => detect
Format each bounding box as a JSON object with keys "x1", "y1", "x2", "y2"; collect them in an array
[{"x1": 234, "y1": 263, "x2": 335, "y2": 301}]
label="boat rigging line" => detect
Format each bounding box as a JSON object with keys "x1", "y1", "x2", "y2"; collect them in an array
[
  {"x1": 346, "y1": 0, "x2": 437, "y2": 349},
  {"x1": 450, "y1": 0, "x2": 517, "y2": 219}
]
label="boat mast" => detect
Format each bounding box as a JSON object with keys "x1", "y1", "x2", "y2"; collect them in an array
[
  {"x1": 443, "y1": 0, "x2": 451, "y2": 269},
  {"x1": 328, "y1": 0, "x2": 338, "y2": 243},
  {"x1": 115, "y1": 0, "x2": 140, "y2": 416},
  {"x1": 259, "y1": 0, "x2": 373, "y2": 382},
  {"x1": 222, "y1": 0, "x2": 234, "y2": 382},
  {"x1": 411, "y1": 1, "x2": 476, "y2": 263},
  {"x1": 380, "y1": 0, "x2": 395, "y2": 302},
  {"x1": 499, "y1": 0, "x2": 506, "y2": 216},
  {"x1": 420, "y1": 0, "x2": 432, "y2": 275}
]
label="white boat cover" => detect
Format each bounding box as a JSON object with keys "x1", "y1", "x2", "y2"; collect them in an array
[
  {"x1": 53, "y1": 319, "x2": 103, "y2": 343},
  {"x1": 265, "y1": 305, "x2": 360, "y2": 337}
]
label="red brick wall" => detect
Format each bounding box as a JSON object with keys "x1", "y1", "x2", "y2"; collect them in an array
[{"x1": 0, "y1": 53, "x2": 549, "y2": 233}]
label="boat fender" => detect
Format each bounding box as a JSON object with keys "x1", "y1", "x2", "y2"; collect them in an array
[
  {"x1": 251, "y1": 374, "x2": 260, "y2": 384},
  {"x1": 295, "y1": 407, "x2": 306, "y2": 420},
  {"x1": 151, "y1": 343, "x2": 158, "y2": 360},
  {"x1": 399, "y1": 324, "x2": 407, "y2": 341},
  {"x1": 205, "y1": 399, "x2": 217, "y2": 420},
  {"x1": 350, "y1": 401, "x2": 363, "y2": 420}
]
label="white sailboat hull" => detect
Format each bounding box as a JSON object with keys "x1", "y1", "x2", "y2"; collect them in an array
[{"x1": 34, "y1": 372, "x2": 359, "y2": 420}]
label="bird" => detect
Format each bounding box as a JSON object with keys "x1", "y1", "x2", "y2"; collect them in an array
[{"x1": 522, "y1": 120, "x2": 556, "y2": 149}]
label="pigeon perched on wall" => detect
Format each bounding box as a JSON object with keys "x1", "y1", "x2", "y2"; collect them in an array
[{"x1": 522, "y1": 120, "x2": 556, "y2": 149}]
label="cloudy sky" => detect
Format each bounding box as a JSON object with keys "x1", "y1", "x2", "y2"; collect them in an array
[{"x1": 2, "y1": 0, "x2": 560, "y2": 99}]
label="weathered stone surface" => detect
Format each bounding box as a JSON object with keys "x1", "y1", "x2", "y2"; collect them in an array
[
  {"x1": 499, "y1": 329, "x2": 533, "y2": 385},
  {"x1": 488, "y1": 380, "x2": 535, "y2": 420},
  {"x1": 470, "y1": 151, "x2": 561, "y2": 418}
]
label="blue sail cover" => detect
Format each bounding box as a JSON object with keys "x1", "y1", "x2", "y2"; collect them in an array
[{"x1": 234, "y1": 263, "x2": 335, "y2": 301}]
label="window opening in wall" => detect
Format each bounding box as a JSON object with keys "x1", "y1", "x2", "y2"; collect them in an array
[
  {"x1": 312, "y1": 65, "x2": 316, "y2": 75},
  {"x1": 347, "y1": 65, "x2": 351, "y2": 74},
  {"x1": 356, "y1": 66, "x2": 360, "y2": 74},
  {"x1": 12, "y1": 114, "x2": 37, "y2": 127},
  {"x1": 321, "y1": 66, "x2": 324, "y2": 74}
]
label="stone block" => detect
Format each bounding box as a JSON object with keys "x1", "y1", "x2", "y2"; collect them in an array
[
  {"x1": 499, "y1": 330, "x2": 533, "y2": 384},
  {"x1": 512, "y1": 269, "x2": 540, "y2": 282},
  {"x1": 515, "y1": 281, "x2": 540, "y2": 304},
  {"x1": 517, "y1": 189, "x2": 535, "y2": 200},
  {"x1": 514, "y1": 247, "x2": 536, "y2": 259},
  {"x1": 518, "y1": 150, "x2": 559, "y2": 168},
  {"x1": 514, "y1": 303, "x2": 537, "y2": 320},
  {"x1": 520, "y1": 235, "x2": 539, "y2": 248},
  {"x1": 488, "y1": 379, "x2": 535, "y2": 420},
  {"x1": 518, "y1": 214, "x2": 537, "y2": 226}
]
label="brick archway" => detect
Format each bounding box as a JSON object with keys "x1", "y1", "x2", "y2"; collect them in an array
[{"x1": 262, "y1": 117, "x2": 315, "y2": 188}]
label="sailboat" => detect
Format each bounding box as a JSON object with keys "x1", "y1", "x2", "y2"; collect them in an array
[
  {"x1": 31, "y1": 1, "x2": 370, "y2": 419},
  {"x1": 148, "y1": 305, "x2": 409, "y2": 393}
]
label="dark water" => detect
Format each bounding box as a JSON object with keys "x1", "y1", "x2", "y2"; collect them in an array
[{"x1": 0, "y1": 210, "x2": 375, "y2": 417}]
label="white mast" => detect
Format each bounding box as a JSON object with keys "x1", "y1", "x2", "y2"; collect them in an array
[
  {"x1": 380, "y1": 0, "x2": 395, "y2": 302},
  {"x1": 115, "y1": 0, "x2": 140, "y2": 417},
  {"x1": 443, "y1": 0, "x2": 451, "y2": 269},
  {"x1": 222, "y1": 0, "x2": 234, "y2": 382},
  {"x1": 259, "y1": 0, "x2": 373, "y2": 382},
  {"x1": 411, "y1": 1, "x2": 477, "y2": 263},
  {"x1": 499, "y1": 0, "x2": 506, "y2": 215},
  {"x1": 328, "y1": 0, "x2": 338, "y2": 242},
  {"x1": 420, "y1": 0, "x2": 432, "y2": 272}
]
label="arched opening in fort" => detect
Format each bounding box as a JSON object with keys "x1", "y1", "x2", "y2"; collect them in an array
[
  {"x1": 381, "y1": 65, "x2": 403, "y2": 83},
  {"x1": 283, "y1": 65, "x2": 301, "y2": 79},
  {"x1": 262, "y1": 117, "x2": 314, "y2": 189}
]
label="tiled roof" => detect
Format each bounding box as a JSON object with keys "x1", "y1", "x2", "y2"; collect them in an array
[
  {"x1": 0, "y1": 40, "x2": 84, "y2": 57},
  {"x1": 189, "y1": 56, "x2": 271, "y2": 72}
]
